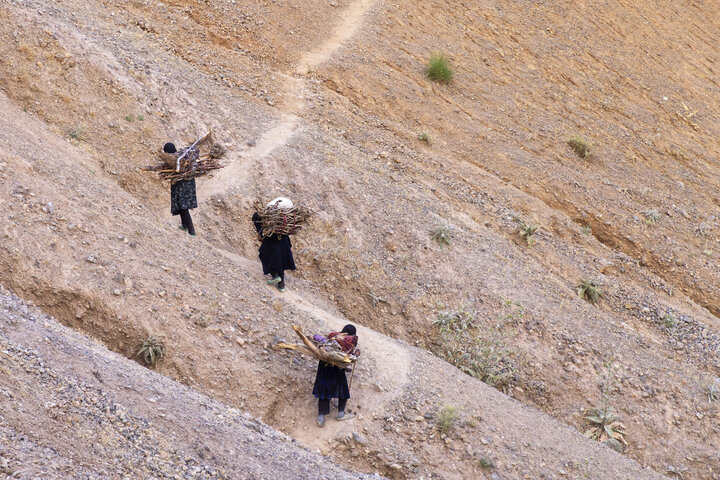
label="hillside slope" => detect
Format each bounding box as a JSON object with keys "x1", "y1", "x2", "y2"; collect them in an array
[{"x1": 0, "y1": 0, "x2": 718, "y2": 478}]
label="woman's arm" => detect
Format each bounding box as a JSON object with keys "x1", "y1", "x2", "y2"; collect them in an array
[{"x1": 252, "y1": 213, "x2": 263, "y2": 235}]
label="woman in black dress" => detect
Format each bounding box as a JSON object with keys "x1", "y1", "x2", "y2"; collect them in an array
[
  {"x1": 252, "y1": 204, "x2": 296, "y2": 292},
  {"x1": 164, "y1": 142, "x2": 198, "y2": 236},
  {"x1": 312, "y1": 324, "x2": 358, "y2": 427}
]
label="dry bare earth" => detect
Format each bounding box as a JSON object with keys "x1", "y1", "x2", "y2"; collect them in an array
[
  {"x1": 0, "y1": 0, "x2": 718, "y2": 478},
  {"x1": 0, "y1": 285, "x2": 379, "y2": 480}
]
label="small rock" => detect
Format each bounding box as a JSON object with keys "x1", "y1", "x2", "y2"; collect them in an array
[
  {"x1": 112, "y1": 289, "x2": 122, "y2": 296},
  {"x1": 604, "y1": 438, "x2": 624, "y2": 453},
  {"x1": 352, "y1": 432, "x2": 367, "y2": 445}
]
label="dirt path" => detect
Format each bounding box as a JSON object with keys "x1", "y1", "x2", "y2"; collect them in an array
[
  {"x1": 209, "y1": 239, "x2": 410, "y2": 448},
  {"x1": 199, "y1": 0, "x2": 400, "y2": 444},
  {"x1": 200, "y1": 0, "x2": 378, "y2": 201}
]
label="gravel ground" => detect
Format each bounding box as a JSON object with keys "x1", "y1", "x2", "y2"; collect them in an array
[{"x1": 0, "y1": 285, "x2": 381, "y2": 480}]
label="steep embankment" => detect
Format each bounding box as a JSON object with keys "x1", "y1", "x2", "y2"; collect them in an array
[
  {"x1": 0, "y1": 285, "x2": 377, "y2": 480},
  {"x1": 0, "y1": 0, "x2": 718, "y2": 478}
]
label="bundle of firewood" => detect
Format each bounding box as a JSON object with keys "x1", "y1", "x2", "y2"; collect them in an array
[
  {"x1": 143, "y1": 153, "x2": 225, "y2": 183},
  {"x1": 274, "y1": 325, "x2": 357, "y2": 368},
  {"x1": 142, "y1": 131, "x2": 226, "y2": 183},
  {"x1": 253, "y1": 200, "x2": 312, "y2": 237}
]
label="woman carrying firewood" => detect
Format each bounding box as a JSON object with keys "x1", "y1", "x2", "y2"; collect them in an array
[
  {"x1": 164, "y1": 142, "x2": 198, "y2": 236},
  {"x1": 312, "y1": 324, "x2": 359, "y2": 427},
  {"x1": 252, "y1": 197, "x2": 297, "y2": 292}
]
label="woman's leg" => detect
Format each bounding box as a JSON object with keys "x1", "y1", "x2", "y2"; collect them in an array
[
  {"x1": 179, "y1": 209, "x2": 196, "y2": 236},
  {"x1": 317, "y1": 398, "x2": 330, "y2": 427},
  {"x1": 278, "y1": 271, "x2": 285, "y2": 290},
  {"x1": 337, "y1": 398, "x2": 354, "y2": 420}
]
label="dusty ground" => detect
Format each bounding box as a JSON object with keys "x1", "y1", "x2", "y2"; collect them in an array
[
  {"x1": 0, "y1": 285, "x2": 381, "y2": 480},
  {"x1": 0, "y1": 0, "x2": 719, "y2": 478}
]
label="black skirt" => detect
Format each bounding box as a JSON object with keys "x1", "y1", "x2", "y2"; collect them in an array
[
  {"x1": 171, "y1": 179, "x2": 198, "y2": 215},
  {"x1": 312, "y1": 361, "x2": 350, "y2": 400},
  {"x1": 258, "y1": 234, "x2": 296, "y2": 275},
  {"x1": 252, "y1": 213, "x2": 296, "y2": 275}
]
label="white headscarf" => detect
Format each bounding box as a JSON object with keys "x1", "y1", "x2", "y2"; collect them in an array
[{"x1": 267, "y1": 197, "x2": 293, "y2": 210}]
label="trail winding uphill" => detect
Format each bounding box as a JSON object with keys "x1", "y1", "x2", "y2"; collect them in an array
[
  {"x1": 201, "y1": 0, "x2": 380, "y2": 201},
  {"x1": 2, "y1": 0, "x2": 718, "y2": 477}
]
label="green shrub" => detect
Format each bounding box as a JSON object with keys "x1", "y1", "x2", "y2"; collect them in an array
[
  {"x1": 478, "y1": 458, "x2": 494, "y2": 469},
  {"x1": 425, "y1": 54, "x2": 453, "y2": 84},
  {"x1": 567, "y1": 136, "x2": 594, "y2": 159},
  {"x1": 643, "y1": 209, "x2": 660, "y2": 225},
  {"x1": 436, "y1": 404, "x2": 458, "y2": 434},
  {"x1": 67, "y1": 125, "x2": 84, "y2": 141},
  {"x1": 435, "y1": 321, "x2": 518, "y2": 389},
  {"x1": 708, "y1": 381, "x2": 720, "y2": 404},
  {"x1": 515, "y1": 218, "x2": 538, "y2": 247},
  {"x1": 662, "y1": 313, "x2": 677, "y2": 329},
  {"x1": 433, "y1": 307, "x2": 478, "y2": 334},
  {"x1": 418, "y1": 132, "x2": 431, "y2": 143}
]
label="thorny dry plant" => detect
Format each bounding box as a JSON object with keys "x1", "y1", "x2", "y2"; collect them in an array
[
  {"x1": 578, "y1": 279, "x2": 602, "y2": 304},
  {"x1": 514, "y1": 217, "x2": 539, "y2": 247},
  {"x1": 585, "y1": 360, "x2": 628, "y2": 446},
  {"x1": 135, "y1": 336, "x2": 164, "y2": 367},
  {"x1": 431, "y1": 225, "x2": 452, "y2": 246},
  {"x1": 676, "y1": 102, "x2": 699, "y2": 130}
]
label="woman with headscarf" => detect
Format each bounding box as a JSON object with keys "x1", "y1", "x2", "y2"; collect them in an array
[
  {"x1": 312, "y1": 324, "x2": 358, "y2": 427},
  {"x1": 164, "y1": 142, "x2": 198, "y2": 236},
  {"x1": 252, "y1": 197, "x2": 297, "y2": 292}
]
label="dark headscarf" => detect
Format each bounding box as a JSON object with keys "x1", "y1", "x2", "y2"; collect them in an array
[
  {"x1": 163, "y1": 142, "x2": 177, "y2": 154},
  {"x1": 341, "y1": 324, "x2": 356, "y2": 336}
]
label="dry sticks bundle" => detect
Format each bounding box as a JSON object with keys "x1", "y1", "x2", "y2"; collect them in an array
[
  {"x1": 274, "y1": 325, "x2": 357, "y2": 368},
  {"x1": 253, "y1": 200, "x2": 312, "y2": 237},
  {"x1": 143, "y1": 153, "x2": 225, "y2": 183},
  {"x1": 142, "y1": 131, "x2": 226, "y2": 183}
]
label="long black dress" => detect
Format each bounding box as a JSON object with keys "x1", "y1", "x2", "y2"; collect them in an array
[
  {"x1": 170, "y1": 179, "x2": 197, "y2": 215},
  {"x1": 252, "y1": 213, "x2": 296, "y2": 276},
  {"x1": 312, "y1": 362, "x2": 350, "y2": 401}
]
